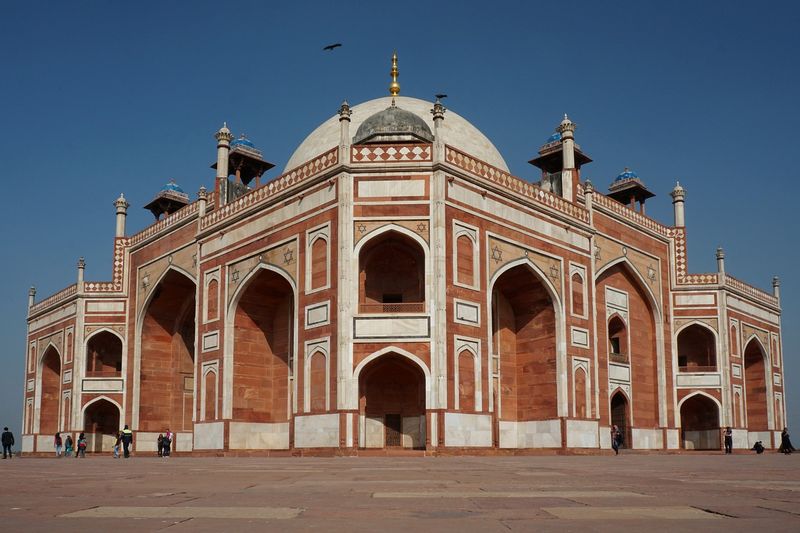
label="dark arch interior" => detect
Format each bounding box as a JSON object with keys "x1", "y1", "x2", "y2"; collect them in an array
[
  {"x1": 744, "y1": 340, "x2": 768, "y2": 430},
  {"x1": 680, "y1": 395, "x2": 720, "y2": 450},
  {"x1": 86, "y1": 331, "x2": 122, "y2": 376},
  {"x1": 610, "y1": 391, "x2": 630, "y2": 447},
  {"x1": 677, "y1": 325, "x2": 717, "y2": 371},
  {"x1": 359, "y1": 231, "x2": 425, "y2": 312},
  {"x1": 40, "y1": 347, "x2": 61, "y2": 434},
  {"x1": 84, "y1": 399, "x2": 120, "y2": 453}
]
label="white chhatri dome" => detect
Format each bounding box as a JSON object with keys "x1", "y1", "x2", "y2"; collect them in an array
[{"x1": 284, "y1": 96, "x2": 508, "y2": 172}]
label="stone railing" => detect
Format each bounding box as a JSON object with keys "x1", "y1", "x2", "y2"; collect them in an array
[
  {"x1": 609, "y1": 352, "x2": 629, "y2": 364},
  {"x1": 359, "y1": 302, "x2": 426, "y2": 314},
  {"x1": 591, "y1": 190, "x2": 671, "y2": 237},
  {"x1": 445, "y1": 146, "x2": 590, "y2": 223},
  {"x1": 678, "y1": 365, "x2": 718, "y2": 373},
  {"x1": 201, "y1": 148, "x2": 338, "y2": 230},
  {"x1": 128, "y1": 200, "x2": 199, "y2": 247},
  {"x1": 723, "y1": 274, "x2": 778, "y2": 307},
  {"x1": 29, "y1": 283, "x2": 77, "y2": 315}
]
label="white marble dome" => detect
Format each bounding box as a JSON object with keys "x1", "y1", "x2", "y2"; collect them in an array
[{"x1": 284, "y1": 96, "x2": 508, "y2": 172}]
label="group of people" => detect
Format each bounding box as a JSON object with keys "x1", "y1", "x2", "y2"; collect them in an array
[
  {"x1": 157, "y1": 430, "x2": 174, "y2": 457},
  {"x1": 53, "y1": 431, "x2": 87, "y2": 457}
]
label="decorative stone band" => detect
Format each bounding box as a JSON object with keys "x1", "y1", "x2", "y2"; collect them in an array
[
  {"x1": 724, "y1": 274, "x2": 778, "y2": 307},
  {"x1": 29, "y1": 283, "x2": 77, "y2": 315},
  {"x1": 589, "y1": 187, "x2": 671, "y2": 237},
  {"x1": 351, "y1": 144, "x2": 432, "y2": 163},
  {"x1": 445, "y1": 146, "x2": 590, "y2": 224},
  {"x1": 200, "y1": 148, "x2": 338, "y2": 230}
]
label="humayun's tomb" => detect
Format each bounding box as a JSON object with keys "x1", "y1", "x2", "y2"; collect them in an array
[{"x1": 21, "y1": 55, "x2": 786, "y2": 455}]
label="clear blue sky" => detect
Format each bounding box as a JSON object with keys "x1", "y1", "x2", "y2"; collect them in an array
[{"x1": 1, "y1": 1, "x2": 797, "y2": 437}]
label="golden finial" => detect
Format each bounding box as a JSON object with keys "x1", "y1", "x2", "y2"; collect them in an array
[{"x1": 389, "y1": 51, "x2": 400, "y2": 99}]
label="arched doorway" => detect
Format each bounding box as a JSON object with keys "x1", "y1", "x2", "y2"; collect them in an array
[
  {"x1": 84, "y1": 399, "x2": 120, "y2": 453},
  {"x1": 744, "y1": 339, "x2": 769, "y2": 431},
  {"x1": 86, "y1": 331, "x2": 122, "y2": 377},
  {"x1": 140, "y1": 269, "x2": 196, "y2": 433},
  {"x1": 358, "y1": 230, "x2": 425, "y2": 313},
  {"x1": 677, "y1": 324, "x2": 717, "y2": 372},
  {"x1": 491, "y1": 263, "x2": 558, "y2": 430},
  {"x1": 610, "y1": 391, "x2": 630, "y2": 449},
  {"x1": 680, "y1": 394, "x2": 720, "y2": 450},
  {"x1": 40, "y1": 347, "x2": 61, "y2": 435},
  {"x1": 359, "y1": 353, "x2": 426, "y2": 449},
  {"x1": 233, "y1": 267, "x2": 294, "y2": 422}
]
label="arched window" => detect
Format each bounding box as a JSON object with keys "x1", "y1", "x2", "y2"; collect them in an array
[
  {"x1": 730, "y1": 324, "x2": 738, "y2": 355},
  {"x1": 571, "y1": 272, "x2": 585, "y2": 316},
  {"x1": 203, "y1": 370, "x2": 217, "y2": 421},
  {"x1": 457, "y1": 350, "x2": 476, "y2": 411},
  {"x1": 309, "y1": 351, "x2": 327, "y2": 412},
  {"x1": 359, "y1": 231, "x2": 425, "y2": 313},
  {"x1": 608, "y1": 315, "x2": 627, "y2": 363},
  {"x1": 310, "y1": 237, "x2": 328, "y2": 291},
  {"x1": 574, "y1": 367, "x2": 587, "y2": 418},
  {"x1": 456, "y1": 234, "x2": 475, "y2": 287},
  {"x1": 677, "y1": 324, "x2": 717, "y2": 372},
  {"x1": 206, "y1": 278, "x2": 219, "y2": 321},
  {"x1": 86, "y1": 331, "x2": 122, "y2": 377}
]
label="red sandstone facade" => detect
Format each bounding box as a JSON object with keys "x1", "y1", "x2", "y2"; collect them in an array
[{"x1": 22, "y1": 92, "x2": 785, "y2": 455}]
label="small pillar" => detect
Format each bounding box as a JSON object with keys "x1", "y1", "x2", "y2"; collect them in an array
[
  {"x1": 338, "y1": 101, "x2": 351, "y2": 162},
  {"x1": 431, "y1": 97, "x2": 446, "y2": 163},
  {"x1": 584, "y1": 180, "x2": 594, "y2": 220},
  {"x1": 114, "y1": 193, "x2": 129, "y2": 238},
  {"x1": 77, "y1": 257, "x2": 85, "y2": 293},
  {"x1": 215, "y1": 123, "x2": 234, "y2": 205},
  {"x1": 198, "y1": 186, "x2": 208, "y2": 217},
  {"x1": 28, "y1": 286, "x2": 36, "y2": 308},
  {"x1": 556, "y1": 114, "x2": 576, "y2": 202},
  {"x1": 773, "y1": 276, "x2": 780, "y2": 301},
  {"x1": 716, "y1": 247, "x2": 725, "y2": 275},
  {"x1": 670, "y1": 181, "x2": 686, "y2": 227}
]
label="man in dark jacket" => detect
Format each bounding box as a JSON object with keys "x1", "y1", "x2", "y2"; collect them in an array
[
  {"x1": 2, "y1": 427, "x2": 14, "y2": 458},
  {"x1": 121, "y1": 425, "x2": 133, "y2": 458}
]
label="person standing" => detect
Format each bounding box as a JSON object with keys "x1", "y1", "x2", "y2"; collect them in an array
[
  {"x1": 113, "y1": 431, "x2": 122, "y2": 459},
  {"x1": 54, "y1": 432, "x2": 63, "y2": 457},
  {"x1": 779, "y1": 427, "x2": 795, "y2": 454},
  {"x1": 724, "y1": 426, "x2": 733, "y2": 454},
  {"x1": 1, "y1": 427, "x2": 13, "y2": 459},
  {"x1": 121, "y1": 425, "x2": 133, "y2": 458},
  {"x1": 76, "y1": 432, "x2": 87, "y2": 458},
  {"x1": 157, "y1": 434, "x2": 164, "y2": 457},
  {"x1": 611, "y1": 425, "x2": 622, "y2": 455},
  {"x1": 163, "y1": 429, "x2": 173, "y2": 457},
  {"x1": 64, "y1": 434, "x2": 74, "y2": 457}
]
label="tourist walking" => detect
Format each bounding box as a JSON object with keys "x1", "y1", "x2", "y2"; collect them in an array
[
  {"x1": 157, "y1": 434, "x2": 164, "y2": 457},
  {"x1": 611, "y1": 425, "x2": 622, "y2": 455},
  {"x1": 163, "y1": 429, "x2": 173, "y2": 457},
  {"x1": 121, "y1": 425, "x2": 133, "y2": 458},
  {"x1": 723, "y1": 426, "x2": 733, "y2": 454},
  {"x1": 779, "y1": 427, "x2": 795, "y2": 454},
  {"x1": 113, "y1": 431, "x2": 122, "y2": 459},
  {"x1": 54, "y1": 432, "x2": 63, "y2": 457},
  {"x1": 64, "y1": 434, "x2": 74, "y2": 456},
  {"x1": 1, "y1": 427, "x2": 14, "y2": 459},
  {"x1": 76, "y1": 432, "x2": 87, "y2": 458}
]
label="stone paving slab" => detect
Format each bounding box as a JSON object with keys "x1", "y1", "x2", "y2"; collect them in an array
[{"x1": 0, "y1": 454, "x2": 798, "y2": 531}]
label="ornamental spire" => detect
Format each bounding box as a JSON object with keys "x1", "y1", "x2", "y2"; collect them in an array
[{"x1": 389, "y1": 51, "x2": 400, "y2": 103}]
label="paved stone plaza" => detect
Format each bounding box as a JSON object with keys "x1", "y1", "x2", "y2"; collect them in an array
[{"x1": 1, "y1": 454, "x2": 798, "y2": 531}]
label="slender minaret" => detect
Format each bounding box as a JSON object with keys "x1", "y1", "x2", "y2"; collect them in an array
[
  {"x1": 716, "y1": 247, "x2": 725, "y2": 275},
  {"x1": 215, "y1": 122, "x2": 234, "y2": 204},
  {"x1": 114, "y1": 193, "x2": 129, "y2": 238},
  {"x1": 28, "y1": 286, "x2": 36, "y2": 308},
  {"x1": 77, "y1": 257, "x2": 85, "y2": 293},
  {"x1": 670, "y1": 181, "x2": 686, "y2": 227},
  {"x1": 773, "y1": 276, "x2": 781, "y2": 301},
  {"x1": 556, "y1": 114, "x2": 576, "y2": 202},
  {"x1": 338, "y1": 100, "x2": 351, "y2": 162},
  {"x1": 431, "y1": 96, "x2": 446, "y2": 163},
  {"x1": 198, "y1": 186, "x2": 207, "y2": 217}
]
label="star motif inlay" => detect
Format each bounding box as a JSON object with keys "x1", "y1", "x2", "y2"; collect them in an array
[
  {"x1": 491, "y1": 245, "x2": 503, "y2": 264},
  {"x1": 416, "y1": 222, "x2": 427, "y2": 233},
  {"x1": 141, "y1": 274, "x2": 150, "y2": 290},
  {"x1": 283, "y1": 248, "x2": 294, "y2": 265},
  {"x1": 549, "y1": 264, "x2": 560, "y2": 281},
  {"x1": 231, "y1": 269, "x2": 240, "y2": 283},
  {"x1": 647, "y1": 265, "x2": 657, "y2": 283},
  {"x1": 357, "y1": 223, "x2": 367, "y2": 234}
]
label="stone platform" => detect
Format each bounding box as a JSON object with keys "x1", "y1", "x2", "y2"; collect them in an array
[{"x1": 0, "y1": 453, "x2": 798, "y2": 531}]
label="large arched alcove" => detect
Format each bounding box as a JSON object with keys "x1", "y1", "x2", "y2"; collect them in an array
[
  {"x1": 358, "y1": 230, "x2": 425, "y2": 313},
  {"x1": 680, "y1": 394, "x2": 720, "y2": 450},
  {"x1": 39, "y1": 346, "x2": 62, "y2": 434},
  {"x1": 677, "y1": 324, "x2": 717, "y2": 372},
  {"x1": 596, "y1": 263, "x2": 659, "y2": 427},
  {"x1": 84, "y1": 398, "x2": 120, "y2": 453},
  {"x1": 139, "y1": 269, "x2": 196, "y2": 432},
  {"x1": 491, "y1": 263, "x2": 558, "y2": 422},
  {"x1": 358, "y1": 353, "x2": 426, "y2": 449},
  {"x1": 610, "y1": 390, "x2": 630, "y2": 448},
  {"x1": 744, "y1": 339, "x2": 769, "y2": 431},
  {"x1": 86, "y1": 330, "x2": 122, "y2": 377},
  {"x1": 233, "y1": 267, "x2": 294, "y2": 422}
]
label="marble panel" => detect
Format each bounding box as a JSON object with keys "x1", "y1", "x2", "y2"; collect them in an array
[
  {"x1": 229, "y1": 422, "x2": 289, "y2": 450},
  {"x1": 294, "y1": 414, "x2": 339, "y2": 448},
  {"x1": 193, "y1": 422, "x2": 224, "y2": 450},
  {"x1": 444, "y1": 413, "x2": 492, "y2": 447},
  {"x1": 565, "y1": 419, "x2": 598, "y2": 448}
]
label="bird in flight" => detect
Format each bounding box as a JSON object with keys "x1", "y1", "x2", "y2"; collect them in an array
[
  {"x1": 323, "y1": 43, "x2": 342, "y2": 51},
  {"x1": 435, "y1": 93, "x2": 448, "y2": 100}
]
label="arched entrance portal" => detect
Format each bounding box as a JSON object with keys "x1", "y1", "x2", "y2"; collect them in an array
[
  {"x1": 359, "y1": 353, "x2": 426, "y2": 449},
  {"x1": 680, "y1": 395, "x2": 720, "y2": 450},
  {"x1": 491, "y1": 263, "x2": 558, "y2": 426},
  {"x1": 233, "y1": 268, "x2": 294, "y2": 422},
  {"x1": 140, "y1": 269, "x2": 196, "y2": 432},
  {"x1": 84, "y1": 399, "x2": 120, "y2": 453},
  {"x1": 744, "y1": 339, "x2": 769, "y2": 431},
  {"x1": 40, "y1": 347, "x2": 61, "y2": 435},
  {"x1": 610, "y1": 391, "x2": 630, "y2": 449}
]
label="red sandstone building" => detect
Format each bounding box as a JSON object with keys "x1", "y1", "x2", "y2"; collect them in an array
[{"x1": 22, "y1": 57, "x2": 786, "y2": 454}]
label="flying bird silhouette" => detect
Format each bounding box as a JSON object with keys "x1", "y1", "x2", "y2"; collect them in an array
[
  {"x1": 323, "y1": 43, "x2": 342, "y2": 51},
  {"x1": 435, "y1": 93, "x2": 448, "y2": 100}
]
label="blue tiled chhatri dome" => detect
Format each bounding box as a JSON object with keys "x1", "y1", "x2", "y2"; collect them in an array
[
  {"x1": 615, "y1": 168, "x2": 639, "y2": 181},
  {"x1": 545, "y1": 131, "x2": 562, "y2": 144}
]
